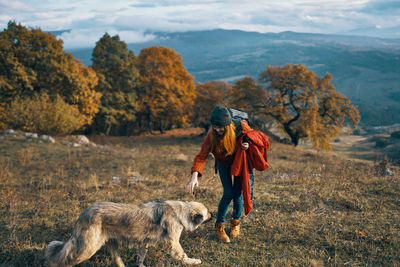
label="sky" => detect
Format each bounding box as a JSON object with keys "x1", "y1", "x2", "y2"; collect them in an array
[{"x1": 1, "y1": 0, "x2": 399, "y2": 48}]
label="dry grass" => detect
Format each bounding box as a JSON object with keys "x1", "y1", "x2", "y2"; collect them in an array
[
  {"x1": 0, "y1": 129, "x2": 399, "y2": 266},
  {"x1": 300, "y1": 131, "x2": 400, "y2": 165}
]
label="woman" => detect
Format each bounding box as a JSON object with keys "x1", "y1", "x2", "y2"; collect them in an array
[{"x1": 186, "y1": 106, "x2": 254, "y2": 243}]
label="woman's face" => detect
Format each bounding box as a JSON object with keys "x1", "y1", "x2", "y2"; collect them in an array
[{"x1": 212, "y1": 125, "x2": 225, "y2": 136}]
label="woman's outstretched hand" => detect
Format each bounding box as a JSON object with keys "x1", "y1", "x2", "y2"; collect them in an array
[{"x1": 186, "y1": 172, "x2": 199, "y2": 193}]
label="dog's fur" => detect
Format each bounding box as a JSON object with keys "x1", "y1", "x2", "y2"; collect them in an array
[{"x1": 45, "y1": 200, "x2": 211, "y2": 267}]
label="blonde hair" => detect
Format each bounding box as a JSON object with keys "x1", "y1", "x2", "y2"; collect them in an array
[{"x1": 210, "y1": 122, "x2": 237, "y2": 156}]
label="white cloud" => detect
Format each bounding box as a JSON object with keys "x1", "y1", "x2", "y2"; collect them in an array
[
  {"x1": 114, "y1": 15, "x2": 217, "y2": 32},
  {"x1": 1, "y1": 0, "x2": 399, "y2": 46},
  {"x1": 303, "y1": 15, "x2": 321, "y2": 23},
  {"x1": 219, "y1": 23, "x2": 299, "y2": 34},
  {"x1": 60, "y1": 28, "x2": 156, "y2": 49},
  {"x1": 112, "y1": 30, "x2": 156, "y2": 44},
  {"x1": 0, "y1": 15, "x2": 12, "y2": 25},
  {"x1": 0, "y1": 0, "x2": 34, "y2": 12}
]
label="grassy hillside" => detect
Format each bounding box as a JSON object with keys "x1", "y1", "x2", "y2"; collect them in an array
[{"x1": 0, "y1": 129, "x2": 399, "y2": 266}]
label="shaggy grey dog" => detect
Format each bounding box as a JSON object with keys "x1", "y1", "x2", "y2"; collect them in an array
[{"x1": 45, "y1": 200, "x2": 211, "y2": 267}]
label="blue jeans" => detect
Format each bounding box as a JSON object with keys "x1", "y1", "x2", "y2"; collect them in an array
[{"x1": 216, "y1": 162, "x2": 254, "y2": 223}]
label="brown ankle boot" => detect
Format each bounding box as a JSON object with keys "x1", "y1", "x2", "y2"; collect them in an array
[
  {"x1": 215, "y1": 223, "x2": 230, "y2": 243},
  {"x1": 230, "y1": 219, "x2": 240, "y2": 238}
]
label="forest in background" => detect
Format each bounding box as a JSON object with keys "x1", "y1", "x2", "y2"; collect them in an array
[
  {"x1": 1, "y1": 22, "x2": 361, "y2": 151},
  {"x1": 69, "y1": 29, "x2": 400, "y2": 126}
]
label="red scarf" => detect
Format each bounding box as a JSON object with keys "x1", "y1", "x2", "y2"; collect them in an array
[{"x1": 231, "y1": 130, "x2": 270, "y2": 215}]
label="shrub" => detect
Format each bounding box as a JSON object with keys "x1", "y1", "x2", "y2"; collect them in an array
[{"x1": 4, "y1": 93, "x2": 84, "y2": 135}]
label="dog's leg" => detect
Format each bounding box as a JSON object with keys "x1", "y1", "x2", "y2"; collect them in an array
[
  {"x1": 169, "y1": 237, "x2": 201, "y2": 265},
  {"x1": 136, "y1": 244, "x2": 148, "y2": 267},
  {"x1": 105, "y1": 239, "x2": 125, "y2": 267}
]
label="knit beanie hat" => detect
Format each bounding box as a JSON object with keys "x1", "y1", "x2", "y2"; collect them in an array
[{"x1": 210, "y1": 106, "x2": 232, "y2": 126}]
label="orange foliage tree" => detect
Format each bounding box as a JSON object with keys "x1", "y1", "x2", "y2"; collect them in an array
[
  {"x1": 192, "y1": 81, "x2": 231, "y2": 132},
  {"x1": 137, "y1": 46, "x2": 195, "y2": 133},
  {"x1": 229, "y1": 76, "x2": 268, "y2": 128},
  {"x1": 91, "y1": 33, "x2": 140, "y2": 135},
  {"x1": 0, "y1": 21, "x2": 101, "y2": 131},
  {"x1": 259, "y1": 64, "x2": 360, "y2": 149}
]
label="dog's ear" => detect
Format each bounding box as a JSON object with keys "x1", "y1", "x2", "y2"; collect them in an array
[{"x1": 192, "y1": 213, "x2": 204, "y2": 225}]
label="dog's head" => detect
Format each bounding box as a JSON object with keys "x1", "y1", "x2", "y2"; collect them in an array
[
  {"x1": 166, "y1": 201, "x2": 211, "y2": 231},
  {"x1": 187, "y1": 201, "x2": 211, "y2": 231}
]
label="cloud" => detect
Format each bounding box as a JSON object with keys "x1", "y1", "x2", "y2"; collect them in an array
[
  {"x1": 0, "y1": 0, "x2": 34, "y2": 12},
  {"x1": 129, "y1": 3, "x2": 157, "y2": 8},
  {"x1": 114, "y1": 30, "x2": 156, "y2": 44},
  {"x1": 0, "y1": 15, "x2": 12, "y2": 25},
  {"x1": 361, "y1": 0, "x2": 400, "y2": 13},
  {"x1": 2, "y1": 0, "x2": 400, "y2": 46},
  {"x1": 114, "y1": 15, "x2": 217, "y2": 33},
  {"x1": 131, "y1": 0, "x2": 219, "y2": 7},
  {"x1": 59, "y1": 28, "x2": 156, "y2": 49}
]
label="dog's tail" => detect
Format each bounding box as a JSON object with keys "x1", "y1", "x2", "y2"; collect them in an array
[{"x1": 45, "y1": 239, "x2": 75, "y2": 267}]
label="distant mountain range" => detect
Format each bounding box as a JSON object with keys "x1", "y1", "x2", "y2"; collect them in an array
[
  {"x1": 341, "y1": 25, "x2": 400, "y2": 39},
  {"x1": 66, "y1": 29, "x2": 400, "y2": 126}
]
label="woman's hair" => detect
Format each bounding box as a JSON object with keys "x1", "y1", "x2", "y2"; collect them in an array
[{"x1": 210, "y1": 122, "x2": 236, "y2": 156}]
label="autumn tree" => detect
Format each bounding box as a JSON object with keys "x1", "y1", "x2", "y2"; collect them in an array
[
  {"x1": 0, "y1": 21, "x2": 101, "y2": 131},
  {"x1": 192, "y1": 81, "x2": 231, "y2": 132},
  {"x1": 91, "y1": 33, "x2": 140, "y2": 135},
  {"x1": 258, "y1": 64, "x2": 359, "y2": 149},
  {"x1": 229, "y1": 76, "x2": 268, "y2": 128},
  {"x1": 136, "y1": 46, "x2": 195, "y2": 133}
]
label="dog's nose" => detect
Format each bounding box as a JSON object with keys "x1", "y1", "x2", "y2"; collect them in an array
[{"x1": 203, "y1": 212, "x2": 213, "y2": 224}]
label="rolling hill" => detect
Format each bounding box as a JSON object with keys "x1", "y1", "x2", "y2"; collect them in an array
[{"x1": 67, "y1": 29, "x2": 400, "y2": 126}]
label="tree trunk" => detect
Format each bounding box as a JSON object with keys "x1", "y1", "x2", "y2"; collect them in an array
[
  {"x1": 284, "y1": 123, "x2": 299, "y2": 146},
  {"x1": 147, "y1": 109, "x2": 153, "y2": 134},
  {"x1": 159, "y1": 122, "x2": 165, "y2": 134},
  {"x1": 292, "y1": 136, "x2": 299, "y2": 146},
  {"x1": 106, "y1": 123, "x2": 112, "y2": 136}
]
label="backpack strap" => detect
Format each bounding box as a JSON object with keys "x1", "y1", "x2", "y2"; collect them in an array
[{"x1": 232, "y1": 118, "x2": 243, "y2": 139}]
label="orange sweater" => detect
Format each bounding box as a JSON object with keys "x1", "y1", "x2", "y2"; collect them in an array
[{"x1": 191, "y1": 121, "x2": 252, "y2": 177}]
